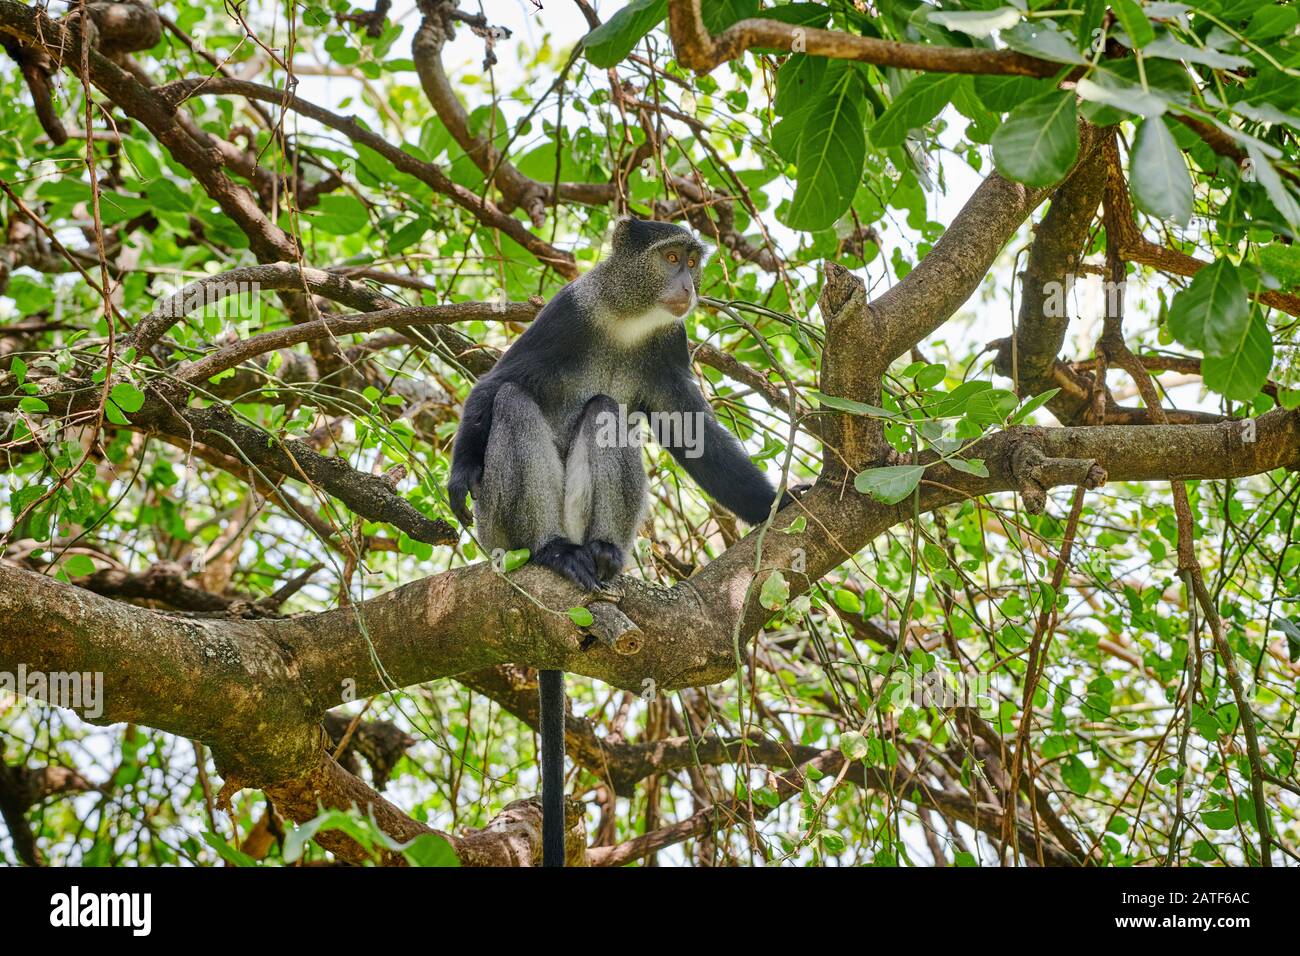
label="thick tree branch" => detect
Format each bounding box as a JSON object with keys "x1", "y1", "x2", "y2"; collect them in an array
[
  {"x1": 867, "y1": 124, "x2": 1102, "y2": 373},
  {"x1": 3, "y1": 409, "x2": 1294, "y2": 785},
  {"x1": 665, "y1": 0, "x2": 1062, "y2": 77},
  {"x1": 993, "y1": 146, "x2": 1107, "y2": 397}
]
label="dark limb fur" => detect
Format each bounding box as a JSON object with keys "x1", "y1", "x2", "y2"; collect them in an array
[{"x1": 650, "y1": 368, "x2": 785, "y2": 525}]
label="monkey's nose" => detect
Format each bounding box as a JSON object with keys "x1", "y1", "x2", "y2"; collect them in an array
[{"x1": 660, "y1": 279, "x2": 694, "y2": 316}]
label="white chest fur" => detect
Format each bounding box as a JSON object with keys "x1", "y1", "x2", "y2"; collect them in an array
[{"x1": 607, "y1": 305, "x2": 684, "y2": 347}]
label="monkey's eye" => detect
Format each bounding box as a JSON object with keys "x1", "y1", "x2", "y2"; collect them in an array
[
  {"x1": 687, "y1": 258, "x2": 696, "y2": 268},
  {"x1": 666, "y1": 252, "x2": 679, "y2": 264}
]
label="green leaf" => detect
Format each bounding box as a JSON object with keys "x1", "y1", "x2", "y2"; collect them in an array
[
  {"x1": 966, "y1": 388, "x2": 1020, "y2": 426},
  {"x1": 1247, "y1": 4, "x2": 1298, "y2": 41},
  {"x1": 582, "y1": 0, "x2": 667, "y2": 68},
  {"x1": 399, "y1": 832, "x2": 460, "y2": 867},
  {"x1": 1276, "y1": 617, "x2": 1300, "y2": 662},
  {"x1": 760, "y1": 569, "x2": 789, "y2": 611},
  {"x1": 1200, "y1": 809, "x2": 1238, "y2": 831},
  {"x1": 1062, "y1": 755, "x2": 1091, "y2": 795},
  {"x1": 1143, "y1": 35, "x2": 1250, "y2": 70},
  {"x1": 1202, "y1": 310, "x2": 1273, "y2": 402},
  {"x1": 870, "y1": 74, "x2": 962, "y2": 149},
  {"x1": 1190, "y1": 840, "x2": 1219, "y2": 862},
  {"x1": 63, "y1": 554, "x2": 97, "y2": 577},
  {"x1": 1075, "y1": 76, "x2": 1167, "y2": 119},
  {"x1": 774, "y1": 54, "x2": 827, "y2": 117},
  {"x1": 1246, "y1": 142, "x2": 1300, "y2": 232},
  {"x1": 854, "y1": 464, "x2": 925, "y2": 504},
  {"x1": 972, "y1": 75, "x2": 1053, "y2": 112},
  {"x1": 839, "y1": 730, "x2": 870, "y2": 760},
  {"x1": 202, "y1": 831, "x2": 259, "y2": 867},
  {"x1": 929, "y1": 6, "x2": 1020, "y2": 37},
  {"x1": 1000, "y1": 21, "x2": 1088, "y2": 64},
  {"x1": 913, "y1": 363, "x2": 947, "y2": 388},
  {"x1": 1166, "y1": 259, "x2": 1250, "y2": 356},
  {"x1": 992, "y1": 91, "x2": 1079, "y2": 188},
  {"x1": 807, "y1": 390, "x2": 899, "y2": 420},
  {"x1": 310, "y1": 194, "x2": 370, "y2": 234},
  {"x1": 701, "y1": 0, "x2": 758, "y2": 33},
  {"x1": 819, "y1": 829, "x2": 846, "y2": 854},
  {"x1": 11, "y1": 356, "x2": 27, "y2": 386},
  {"x1": 503, "y1": 548, "x2": 531, "y2": 572},
  {"x1": 110, "y1": 381, "x2": 146, "y2": 413},
  {"x1": 755, "y1": 3, "x2": 830, "y2": 28},
  {"x1": 1112, "y1": 0, "x2": 1154, "y2": 48},
  {"x1": 786, "y1": 65, "x2": 865, "y2": 231},
  {"x1": 947, "y1": 457, "x2": 989, "y2": 478},
  {"x1": 1009, "y1": 387, "x2": 1061, "y2": 425},
  {"x1": 1260, "y1": 242, "x2": 1300, "y2": 290},
  {"x1": 833, "y1": 587, "x2": 861, "y2": 614},
  {"x1": 568, "y1": 606, "x2": 594, "y2": 628},
  {"x1": 18, "y1": 396, "x2": 49, "y2": 413},
  {"x1": 1130, "y1": 118, "x2": 1193, "y2": 226},
  {"x1": 282, "y1": 817, "x2": 326, "y2": 864}
]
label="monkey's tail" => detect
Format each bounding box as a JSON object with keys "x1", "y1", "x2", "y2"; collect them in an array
[{"x1": 539, "y1": 668, "x2": 566, "y2": 867}]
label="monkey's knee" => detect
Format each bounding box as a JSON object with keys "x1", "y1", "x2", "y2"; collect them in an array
[{"x1": 492, "y1": 382, "x2": 546, "y2": 425}]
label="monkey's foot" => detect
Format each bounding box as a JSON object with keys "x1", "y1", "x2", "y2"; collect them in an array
[
  {"x1": 534, "y1": 537, "x2": 601, "y2": 591},
  {"x1": 584, "y1": 540, "x2": 625, "y2": 583}
]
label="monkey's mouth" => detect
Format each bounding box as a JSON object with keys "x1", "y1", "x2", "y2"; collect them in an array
[{"x1": 660, "y1": 293, "x2": 694, "y2": 316}]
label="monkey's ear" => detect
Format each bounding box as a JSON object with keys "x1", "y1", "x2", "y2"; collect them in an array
[{"x1": 609, "y1": 215, "x2": 636, "y2": 252}]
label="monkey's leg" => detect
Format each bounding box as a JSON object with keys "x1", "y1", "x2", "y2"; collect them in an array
[
  {"x1": 479, "y1": 383, "x2": 600, "y2": 590},
  {"x1": 564, "y1": 394, "x2": 648, "y2": 582}
]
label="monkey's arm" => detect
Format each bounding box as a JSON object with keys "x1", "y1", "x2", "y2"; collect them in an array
[
  {"x1": 650, "y1": 372, "x2": 788, "y2": 525},
  {"x1": 447, "y1": 379, "x2": 502, "y2": 526}
]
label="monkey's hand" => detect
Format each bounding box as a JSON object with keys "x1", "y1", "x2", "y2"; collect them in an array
[
  {"x1": 448, "y1": 464, "x2": 481, "y2": 527},
  {"x1": 778, "y1": 482, "x2": 813, "y2": 511}
]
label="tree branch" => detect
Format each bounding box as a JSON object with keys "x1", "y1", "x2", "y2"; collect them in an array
[{"x1": 665, "y1": 0, "x2": 1063, "y2": 77}]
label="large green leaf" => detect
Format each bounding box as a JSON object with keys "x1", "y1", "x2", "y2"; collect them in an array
[
  {"x1": 1202, "y1": 309, "x2": 1273, "y2": 402},
  {"x1": 870, "y1": 73, "x2": 963, "y2": 149},
  {"x1": 785, "y1": 65, "x2": 865, "y2": 231},
  {"x1": 399, "y1": 833, "x2": 461, "y2": 867},
  {"x1": 991, "y1": 91, "x2": 1079, "y2": 188},
  {"x1": 1075, "y1": 75, "x2": 1167, "y2": 119},
  {"x1": 774, "y1": 53, "x2": 828, "y2": 116},
  {"x1": 1166, "y1": 258, "x2": 1250, "y2": 356},
  {"x1": 1000, "y1": 21, "x2": 1087, "y2": 64},
  {"x1": 929, "y1": 6, "x2": 1020, "y2": 36},
  {"x1": 1246, "y1": 142, "x2": 1300, "y2": 232},
  {"x1": 1130, "y1": 117, "x2": 1193, "y2": 226},
  {"x1": 310, "y1": 194, "x2": 369, "y2": 234},
  {"x1": 756, "y1": 2, "x2": 831, "y2": 27},
  {"x1": 702, "y1": 0, "x2": 758, "y2": 32},
  {"x1": 1143, "y1": 35, "x2": 1250, "y2": 70},
  {"x1": 582, "y1": 0, "x2": 667, "y2": 68},
  {"x1": 854, "y1": 464, "x2": 925, "y2": 504},
  {"x1": 1112, "y1": 0, "x2": 1154, "y2": 48},
  {"x1": 974, "y1": 76, "x2": 1057, "y2": 114},
  {"x1": 965, "y1": 388, "x2": 1020, "y2": 426}
]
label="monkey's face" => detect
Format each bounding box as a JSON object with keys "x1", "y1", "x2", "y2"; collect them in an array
[
  {"x1": 653, "y1": 240, "x2": 704, "y2": 317},
  {"x1": 604, "y1": 218, "x2": 709, "y2": 321}
]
